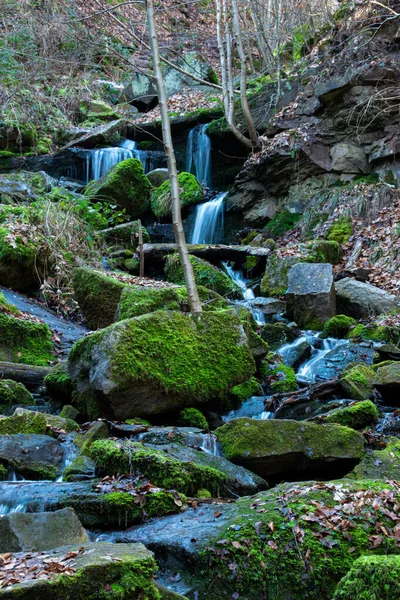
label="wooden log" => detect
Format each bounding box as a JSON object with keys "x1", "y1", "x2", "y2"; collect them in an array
[
  {"x1": 265, "y1": 378, "x2": 341, "y2": 416},
  {"x1": 0, "y1": 362, "x2": 52, "y2": 388},
  {"x1": 141, "y1": 243, "x2": 271, "y2": 266}
]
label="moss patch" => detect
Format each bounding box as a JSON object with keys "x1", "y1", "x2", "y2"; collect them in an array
[
  {"x1": 333, "y1": 554, "x2": 400, "y2": 600},
  {"x1": 264, "y1": 211, "x2": 301, "y2": 237},
  {"x1": 0, "y1": 410, "x2": 47, "y2": 435},
  {"x1": 324, "y1": 400, "x2": 378, "y2": 429},
  {"x1": 73, "y1": 267, "x2": 126, "y2": 329},
  {"x1": 0, "y1": 379, "x2": 33, "y2": 406},
  {"x1": 339, "y1": 364, "x2": 375, "y2": 401},
  {"x1": 322, "y1": 315, "x2": 357, "y2": 338},
  {"x1": 151, "y1": 172, "x2": 202, "y2": 218},
  {"x1": 178, "y1": 408, "x2": 208, "y2": 429},
  {"x1": 327, "y1": 216, "x2": 352, "y2": 244},
  {"x1": 229, "y1": 377, "x2": 262, "y2": 405},
  {"x1": 45, "y1": 362, "x2": 75, "y2": 404},
  {"x1": 350, "y1": 438, "x2": 400, "y2": 480},
  {"x1": 261, "y1": 354, "x2": 298, "y2": 393}
]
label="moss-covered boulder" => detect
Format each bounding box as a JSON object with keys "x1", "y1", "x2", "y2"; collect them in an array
[
  {"x1": 0, "y1": 433, "x2": 63, "y2": 480},
  {"x1": 339, "y1": 363, "x2": 375, "y2": 401},
  {"x1": 215, "y1": 418, "x2": 364, "y2": 480},
  {"x1": 260, "y1": 323, "x2": 296, "y2": 350},
  {"x1": 350, "y1": 323, "x2": 400, "y2": 344},
  {"x1": 0, "y1": 226, "x2": 48, "y2": 291},
  {"x1": 0, "y1": 295, "x2": 53, "y2": 366},
  {"x1": 323, "y1": 400, "x2": 379, "y2": 429},
  {"x1": 178, "y1": 408, "x2": 208, "y2": 429},
  {"x1": 229, "y1": 377, "x2": 262, "y2": 405},
  {"x1": 151, "y1": 172, "x2": 202, "y2": 218},
  {"x1": 306, "y1": 239, "x2": 342, "y2": 264},
  {"x1": 44, "y1": 361, "x2": 75, "y2": 404},
  {"x1": 80, "y1": 99, "x2": 118, "y2": 122},
  {"x1": 260, "y1": 255, "x2": 300, "y2": 297},
  {"x1": 0, "y1": 542, "x2": 159, "y2": 599},
  {"x1": 63, "y1": 455, "x2": 97, "y2": 482},
  {"x1": 74, "y1": 421, "x2": 109, "y2": 455},
  {"x1": 0, "y1": 380, "x2": 32, "y2": 406},
  {"x1": 322, "y1": 315, "x2": 357, "y2": 338},
  {"x1": 261, "y1": 354, "x2": 298, "y2": 393},
  {"x1": 333, "y1": 554, "x2": 400, "y2": 600},
  {"x1": 0, "y1": 410, "x2": 48, "y2": 435},
  {"x1": 165, "y1": 254, "x2": 241, "y2": 299},
  {"x1": 69, "y1": 310, "x2": 255, "y2": 420},
  {"x1": 349, "y1": 437, "x2": 400, "y2": 480},
  {"x1": 90, "y1": 439, "x2": 227, "y2": 496},
  {"x1": 374, "y1": 362, "x2": 400, "y2": 403},
  {"x1": 0, "y1": 171, "x2": 54, "y2": 202},
  {"x1": 85, "y1": 158, "x2": 151, "y2": 218}
]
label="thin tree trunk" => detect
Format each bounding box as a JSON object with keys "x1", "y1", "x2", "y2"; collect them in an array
[
  {"x1": 137, "y1": 219, "x2": 144, "y2": 277},
  {"x1": 146, "y1": 0, "x2": 202, "y2": 313}
]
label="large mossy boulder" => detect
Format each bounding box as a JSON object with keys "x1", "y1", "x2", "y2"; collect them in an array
[
  {"x1": 0, "y1": 508, "x2": 88, "y2": 552},
  {"x1": 215, "y1": 418, "x2": 364, "y2": 480},
  {"x1": 0, "y1": 171, "x2": 54, "y2": 202},
  {"x1": 260, "y1": 255, "x2": 300, "y2": 296},
  {"x1": 0, "y1": 229, "x2": 47, "y2": 291},
  {"x1": 323, "y1": 400, "x2": 379, "y2": 429},
  {"x1": 80, "y1": 99, "x2": 118, "y2": 122},
  {"x1": 0, "y1": 294, "x2": 53, "y2": 365},
  {"x1": 68, "y1": 310, "x2": 255, "y2": 420},
  {"x1": 0, "y1": 542, "x2": 159, "y2": 599},
  {"x1": 85, "y1": 158, "x2": 151, "y2": 218},
  {"x1": 44, "y1": 361, "x2": 75, "y2": 404},
  {"x1": 333, "y1": 555, "x2": 400, "y2": 600},
  {"x1": 339, "y1": 363, "x2": 375, "y2": 400},
  {"x1": 0, "y1": 433, "x2": 63, "y2": 480},
  {"x1": 322, "y1": 315, "x2": 357, "y2": 338},
  {"x1": 165, "y1": 253, "x2": 241, "y2": 299},
  {"x1": 151, "y1": 172, "x2": 202, "y2": 218},
  {"x1": 0, "y1": 380, "x2": 33, "y2": 407}
]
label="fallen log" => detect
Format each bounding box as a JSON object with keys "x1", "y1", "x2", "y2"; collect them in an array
[
  {"x1": 140, "y1": 243, "x2": 271, "y2": 268},
  {"x1": 265, "y1": 378, "x2": 341, "y2": 418},
  {"x1": 0, "y1": 362, "x2": 52, "y2": 388}
]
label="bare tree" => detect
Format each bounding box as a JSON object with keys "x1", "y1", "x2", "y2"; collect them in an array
[{"x1": 146, "y1": 0, "x2": 202, "y2": 313}]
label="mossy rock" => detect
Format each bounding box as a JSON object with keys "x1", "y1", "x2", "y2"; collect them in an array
[
  {"x1": 333, "y1": 554, "x2": 400, "y2": 600},
  {"x1": 349, "y1": 437, "x2": 400, "y2": 480},
  {"x1": 0, "y1": 410, "x2": 47, "y2": 435},
  {"x1": 0, "y1": 170, "x2": 54, "y2": 202},
  {"x1": 178, "y1": 408, "x2": 208, "y2": 430},
  {"x1": 62, "y1": 455, "x2": 96, "y2": 482},
  {"x1": 59, "y1": 405, "x2": 79, "y2": 421},
  {"x1": 263, "y1": 211, "x2": 302, "y2": 237},
  {"x1": 215, "y1": 417, "x2": 364, "y2": 480},
  {"x1": 80, "y1": 99, "x2": 118, "y2": 122},
  {"x1": 229, "y1": 377, "x2": 262, "y2": 405},
  {"x1": 327, "y1": 216, "x2": 352, "y2": 244},
  {"x1": 90, "y1": 439, "x2": 227, "y2": 496},
  {"x1": 322, "y1": 315, "x2": 357, "y2": 338},
  {"x1": 339, "y1": 364, "x2": 375, "y2": 401},
  {"x1": 68, "y1": 310, "x2": 256, "y2": 420},
  {"x1": 0, "y1": 380, "x2": 33, "y2": 406},
  {"x1": 350, "y1": 323, "x2": 400, "y2": 344},
  {"x1": 306, "y1": 239, "x2": 343, "y2": 264},
  {"x1": 261, "y1": 354, "x2": 298, "y2": 393},
  {"x1": 261, "y1": 255, "x2": 301, "y2": 297},
  {"x1": 45, "y1": 362, "x2": 75, "y2": 404},
  {"x1": 151, "y1": 172, "x2": 202, "y2": 218},
  {"x1": 74, "y1": 421, "x2": 109, "y2": 456},
  {"x1": 323, "y1": 400, "x2": 378, "y2": 429},
  {"x1": 0, "y1": 226, "x2": 47, "y2": 291},
  {"x1": 0, "y1": 297, "x2": 53, "y2": 366},
  {"x1": 85, "y1": 158, "x2": 151, "y2": 218},
  {"x1": 165, "y1": 253, "x2": 241, "y2": 299},
  {"x1": 373, "y1": 362, "x2": 400, "y2": 402},
  {"x1": 97, "y1": 221, "x2": 150, "y2": 250},
  {"x1": 260, "y1": 323, "x2": 296, "y2": 350}
]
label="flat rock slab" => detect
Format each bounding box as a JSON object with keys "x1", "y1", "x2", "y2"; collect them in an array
[
  {"x1": 250, "y1": 297, "x2": 286, "y2": 315},
  {"x1": 0, "y1": 434, "x2": 63, "y2": 480},
  {"x1": 335, "y1": 278, "x2": 400, "y2": 319},
  {"x1": 0, "y1": 542, "x2": 157, "y2": 599},
  {"x1": 286, "y1": 263, "x2": 335, "y2": 328},
  {"x1": 0, "y1": 508, "x2": 88, "y2": 553}
]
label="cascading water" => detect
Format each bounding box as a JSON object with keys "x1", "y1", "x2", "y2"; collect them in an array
[
  {"x1": 186, "y1": 124, "x2": 212, "y2": 188},
  {"x1": 223, "y1": 262, "x2": 266, "y2": 325},
  {"x1": 201, "y1": 433, "x2": 222, "y2": 456},
  {"x1": 296, "y1": 337, "x2": 347, "y2": 383},
  {"x1": 190, "y1": 192, "x2": 226, "y2": 244}
]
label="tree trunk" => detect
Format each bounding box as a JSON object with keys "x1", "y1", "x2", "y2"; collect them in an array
[
  {"x1": 146, "y1": 0, "x2": 202, "y2": 313},
  {"x1": 0, "y1": 362, "x2": 52, "y2": 389}
]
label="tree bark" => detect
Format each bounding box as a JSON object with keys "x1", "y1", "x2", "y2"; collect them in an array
[
  {"x1": 146, "y1": 0, "x2": 202, "y2": 313},
  {"x1": 0, "y1": 362, "x2": 52, "y2": 389}
]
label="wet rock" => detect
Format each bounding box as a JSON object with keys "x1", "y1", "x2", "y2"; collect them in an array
[
  {"x1": 0, "y1": 542, "x2": 158, "y2": 599},
  {"x1": 260, "y1": 323, "x2": 296, "y2": 350},
  {"x1": 281, "y1": 339, "x2": 312, "y2": 369},
  {"x1": 63, "y1": 119, "x2": 124, "y2": 149},
  {"x1": 330, "y1": 142, "x2": 368, "y2": 174},
  {"x1": 63, "y1": 455, "x2": 97, "y2": 482},
  {"x1": 69, "y1": 311, "x2": 255, "y2": 420},
  {"x1": 302, "y1": 342, "x2": 376, "y2": 381},
  {"x1": 215, "y1": 418, "x2": 364, "y2": 480},
  {"x1": 335, "y1": 278, "x2": 400, "y2": 319},
  {"x1": 374, "y1": 363, "x2": 400, "y2": 404},
  {"x1": 339, "y1": 364, "x2": 375, "y2": 400},
  {"x1": 376, "y1": 343, "x2": 400, "y2": 361},
  {"x1": 286, "y1": 263, "x2": 336, "y2": 329},
  {"x1": 137, "y1": 426, "x2": 204, "y2": 449},
  {"x1": 349, "y1": 438, "x2": 400, "y2": 480},
  {"x1": 0, "y1": 508, "x2": 88, "y2": 552},
  {"x1": 0, "y1": 434, "x2": 63, "y2": 480},
  {"x1": 250, "y1": 297, "x2": 286, "y2": 315},
  {"x1": 323, "y1": 400, "x2": 379, "y2": 429},
  {"x1": 0, "y1": 380, "x2": 32, "y2": 407},
  {"x1": 146, "y1": 168, "x2": 169, "y2": 187},
  {"x1": 74, "y1": 421, "x2": 109, "y2": 455}
]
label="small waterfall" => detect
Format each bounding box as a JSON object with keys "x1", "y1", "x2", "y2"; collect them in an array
[
  {"x1": 201, "y1": 433, "x2": 222, "y2": 456},
  {"x1": 190, "y1": 192, "x2": 226, "y2": 244},
  {"x1": 223, "y1": 262, "x2": 266, "y2": 325},
  {"x1": 186, "y1": 124, "x2": 212, "y2": 188},
  {"x1": 296, "y1": 337, "x2": 347, "y2": 383}
]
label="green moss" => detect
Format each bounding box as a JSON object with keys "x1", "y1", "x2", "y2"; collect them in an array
[
  {"x1": 333, "y1": 554, "x2": 400, "y2": 599},
  {"x1": 80, "y1": 99, "x2": 118, "y2": 122},
  {"x1": 322, "y1": 314, "x2": 357, "y2": 338},
  {"x1": 306, "y1": 240, "x2": 342, "y2": 264},
  {"x1": 0, "y1": 410, "x2": 47, "y2": 435},
  {"x1": 0, "y1": 312, "x2": 53, "y2": 366},
  {"x1": 243, "y1": 256, "x2": 258, "y2": 271},
  {"x1": 74, "y1": 421, "x2": 109, "y2": 455},
  {"x1": 206, "y1": 117, "x2": 229, "y2": 136},
  {"x1": 45, "y1": 362, "x2": 75, "y2": 403},
  {"x1": 260, "y1": 323, "x2": 296, "y2": 350},
  {"x1": 126, "y1": 418, "x2": 151, "y2": 426},
  {"x1": 0, "y1": 463, "x2": 7, "y2": 480},
  {"x1": 339, "y1": 364, "x2": 375, "y2": 401},
  {"x1": 165, "y1": 253, "x2": 241, "y2": 299},
  {"x1": 85, "y1": 158, "x2": 151, "y2": 219},
  {"x1": 350, "y1": 438, "x2": 400, "y2": 480},
  {"x1": 0, "y1": 379, "x2": 33, "y2": 406},
  {"x1": 179, "y1": 408, "x2": 208, "y2": 429},
  {"x1": 0, "y1": 225, "x2": 38, "y2": 268},
  {"x1": 90, "y1": 439, "x2": 227, "y2": 496},
  {"x1": 324, "y1": 400, "x2": 378, "y2": 429},
  {"x1": 350, "y1": 324, "x2": 400, "y2": 344},
  {"x1": 151, "y1": 172, "x2": 202, "y2": 218},
  {"x1": 260, "y1": 255, "x2": 300, "y2": 297},
  {"x1": 101, "y1": 489, "x2": 185, "y2": 527},
  {"x1": 264, "y1": 212, "x2": 301, "y2": 237},
  {"x1": 261, "y1": 356, "x2": 298, "y2": 393},
  {"x1": 229, "y1": 377, "x2": 261, "y2": 404},
  {"x1": 327, "y1": 216, "x2": 352, "y2": 244},
  {"x1": 197, "y1": 489, "x2": 212, "y2": 498}
]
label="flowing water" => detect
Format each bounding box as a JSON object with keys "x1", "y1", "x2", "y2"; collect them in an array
[
  {"x1": 223, "y1": 262, "x2": 266, "y2": 325},
  {"x1": 296, "y1": 336, "x2": 347, "y2": 384},
  {"x1": 186, "y1": 124, "x2": 212, "y2": 188},
  {"x1": 190, "y1": 192, "x2": 226, "y2": 244},
  {"x1": 201, "y1": 433, "x2": 222, "y2": 456}
]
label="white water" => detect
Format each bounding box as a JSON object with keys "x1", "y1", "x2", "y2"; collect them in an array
[
  {"x1": 223, "y1": 262, "x2": 266, "y2": 325},
  {"x1": 191, "y1": 192, "x2": 226, "y2": 244},
  {"x1": 296, "y1": 337, "x2": 346, "y2": 383},
  {"x1": 186, "y1": 124, "x2": 212, "y2": 188},
  {"x1": 201, "y1": 433, "x2": 222, "y2": 456}
]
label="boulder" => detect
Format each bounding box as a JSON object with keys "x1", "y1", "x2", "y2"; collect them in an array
[
  {"x1": 0, "y1": 542, "x2": 158, "y2": 599},
  {"x1": 0, "y1": 434, "x2": 63, "y2": 480},
  {"x1": 298, "y1": 342, "x2": 376, "y2": 382},
  {"x1": 0, "y1": 410, "x2": 48, "y2": 435},
  {"x1": 0, "y1": 380, "x2": 32, "y2": 407},
  {"x1": 323, "y1": 399, "x2": 379, "y2": 429},
  {"x1": 280, "y1": 339, "x2": 312, "y2": 369},
  {"x1": 79, "y1": 99, "x2": 118, "y2": 122},
  {"x1": 146, "y1": 168, "x2": 169, "y2": 187},
  {"x1": 335, "y1": 278, "x2": 400, "y2": 319},
  {"x1": 333, "y1": 555, "x2": 400, "y2": 600},
  {"x1": 339, "y1": 364, "x2": 375, "y2": 400},
  {"x1": 151, "y1": 172, "x2": 202, "y2": 218},
  {"x1": 122, "y1": 72, "x2": 158, "y2": 111},
  {"x1": 250, "y1": 297, "x2": 286, "y2": 315},
  {"x1": 349, "y1": 437, "x2": 400, "y2": 480},
  {"x1": 163, "y1": 51, "x2": 217, "y2": 95},
  {"x1": 44, "y1": 362, "x2": 75, "y2": 404},
  {"x1": 215, "y1": 418, "x2": 364, "y2": 480},
  {"x1": 260, "y1": 323, "x2": 296, "y2": 350},
  {"x1": 74, "y1": 421, "x2": 109, "y2": 455},
  {"x1": 261, "y1": 255, "x2": 301, "y2": 297},
  {"x1": 322, "y1": 314, "x2": 357, "y2": 338},
  {"x1": 68, "y1": 311, "x2": 255, "y2": 420},
  {"x1": 330, "y1": 142, "x2": 368, "y2": 174},
  {"x1": 84, "y1": 158, "x2": 151, "y2": 218},
  {"x1": 286, "y1": 263, "x2": 336, "y2": 329},
  {"x1": 11, "y1": 407, "x2": 79, "y2": 433},
  {"x1": 0, "y1": 171, "x2": 55, "y2": 202},
  {"x1": 63, "y1": 119, "x2": 124, "y2": 149},
  {"x1": 0, "y1": 227, "x2": 48, "y2": 292},
  {"x1": 374, "y1": 362, "x2": 400, "y2": 403},
  {"x1": 0, "y1": 508, "x2": 88, "y2": 552},
  {"x1": 63, "y1": 455, "x2": 97, "y2": 482}
]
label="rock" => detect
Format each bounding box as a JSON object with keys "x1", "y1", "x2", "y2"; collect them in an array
[
  {"x1": 0, "y1": 434, "x2": 63, "y2": 480},
  {"x1": 281, "y1": 339, "x2": 312, "y2": 369},
  {"x1": 215, "y1": 418, "x2": 364, "y2": 480},
  {"x1": 165, "y1": 254, "x2": 242, "y2": 299},
  {"x1": 229, "y1": 377, "x2": 262, "y2": 405},
  {"x1": 63, "y1": 119, "x2": 124, "y2": 149},
  {"x1": 0, "y1": 171, "x2": 55, "y2": 202},
  {"x1": 151, "y1": 172, "x2": 202, "y2": 218},
  {"x1": 307, "y1": 239, "x2": 343, "y2": 264},
  {"x1": 349, "y1": 437, "x2": 400, "y2": 480},
  {"x1": 59, "y1": 405, "x2": 79, "y2": 421},
  {"x1": 63, "y1": 455, "x2": 97, "y2": 482},
  {"x1": 333, "y1": 555, "x2": 400, "y2": 600},
  {"x1": 286, "y1": 263, "x2": 336, "y2": 329},
  {"x1": 250, "y1": 297, "x2": 286, "y2": 315},
  {"x1": 350, "y1": 323, "x2": 400, "y2": 343},
  {"x1": 0, "y1": 508, "x2": 88, "y2": 552},
  {"x1": 335, "y1": 278, "x2": 400, "y2": 319},
  {"x1": 74, "y1": 421, "x2": 109, "y2": 455},
  {"x1": 339, "y1": 364, "x2": 375, "y2": 400},
  {"x1": 374, "y1": 363, "x2": 400, "y2": 404},
  {"x1": 177, "y1": 408, "x2": 207, "y2": 430},
  {"x1": 261, "y1": 355, "x2": 298, "y2": 393},
  {"x1": 12, "y1": 407, "x2": 79, "y2": 433},
  {"x1": 0, "y1": 542, "x2": 158, "y2": 599},
  {"x1": 146, "y1": 168, "x2": 170, "y2": 187},
  {"x1": 259, "y1": 323, "x2": 296, "y2": 350},
  {"x1": 0, "y1": 380, "x2": 33, "y2": 407},
  {"x1": 300, "y1": 342, "x2": 376, "y2": 382},
  {"x1": 330, "y1": 142, "x2": 368, "y2": 174},
  {"x1": 0, "y1": 410, "x2": 48, "y2": 435},
  {"x1": 80, "y1": 99, "x2": 118, "y2": 122},
  {"x1": 133, "y1": 426, "x2": 203, "y2": 448},
  {"x1": 323, "y1": 400, "x2": 379, "y2": 429},
  {"x1": 163, "y1": 51, "x2": 217, "y2": 95},
  {"x1": 322, "y1": 314, "x2": 357, "y2": 338},
  {"x1": 123, "y1": 73, "x2": 158, "y2": 111},
  {"x1": 84, "y1": 158, "x2": 151, "y2": 218},
  {"x1": 44, "y1": 362, "x2": 75, "y2": 404},
  {"x1": 0, "y1": 226, "x2": 48, "y2": 292},
  {"x1": 96, "y1": 221, "x2": 150, "y2": 249},
  {"x1": 376, "y1": 343, "x2": 400, "y2": 361}
]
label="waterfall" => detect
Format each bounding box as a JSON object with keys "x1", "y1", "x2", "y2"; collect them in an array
[
  {"x1": 296, "y1": 337, "x2": 347, "y2": 383},
  {"x1": 201, "y1": 433, "x2": 222, "y2": 456},
  {"x1": 186, "y1": 124, "x2": 212, "y2": 188},
  {"x1": 190, "y1": 192, "x2": 226, "y2": 244},
  {"x1": 223, "y1": 262, "x2": 266, "y2": 325}
]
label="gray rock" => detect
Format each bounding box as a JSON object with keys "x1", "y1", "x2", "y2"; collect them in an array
[
  {"x1": 250, "y1": 297, "x2": 286, "y2": 315},
  {"x1": 374, "y1": 363, "x2": 400, "y2": 404},
  {"x1": 0, "y1": 508, "x2": 88, "y2": 552},
  {"x1": 123, "y1": 72, "x2": 158, "y2": 111},
  {"x1": 286, "y1": 263, "x2": 336, "y2": 329},
  {"x1": 330, "y1": 142, "x2": 368, "y2": 174},
  {"x1": 147, "y1": 168, "x2": 169, "y2": 187},
  {"x1": 281, "y1": 339, "x2": 311, "y2": 369},
  {"x1": 62, "y1": 455, "x2": 97, "y2": 482},
  {"x1": 298, "y1": 342, "x2": 375, "y2": 382},
  {"x1": 0, "y1": 434, "x2": 64, "y2": 480},
  {"x1": 335, "y1": 278, "x2": 400, "y2": 319}
]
